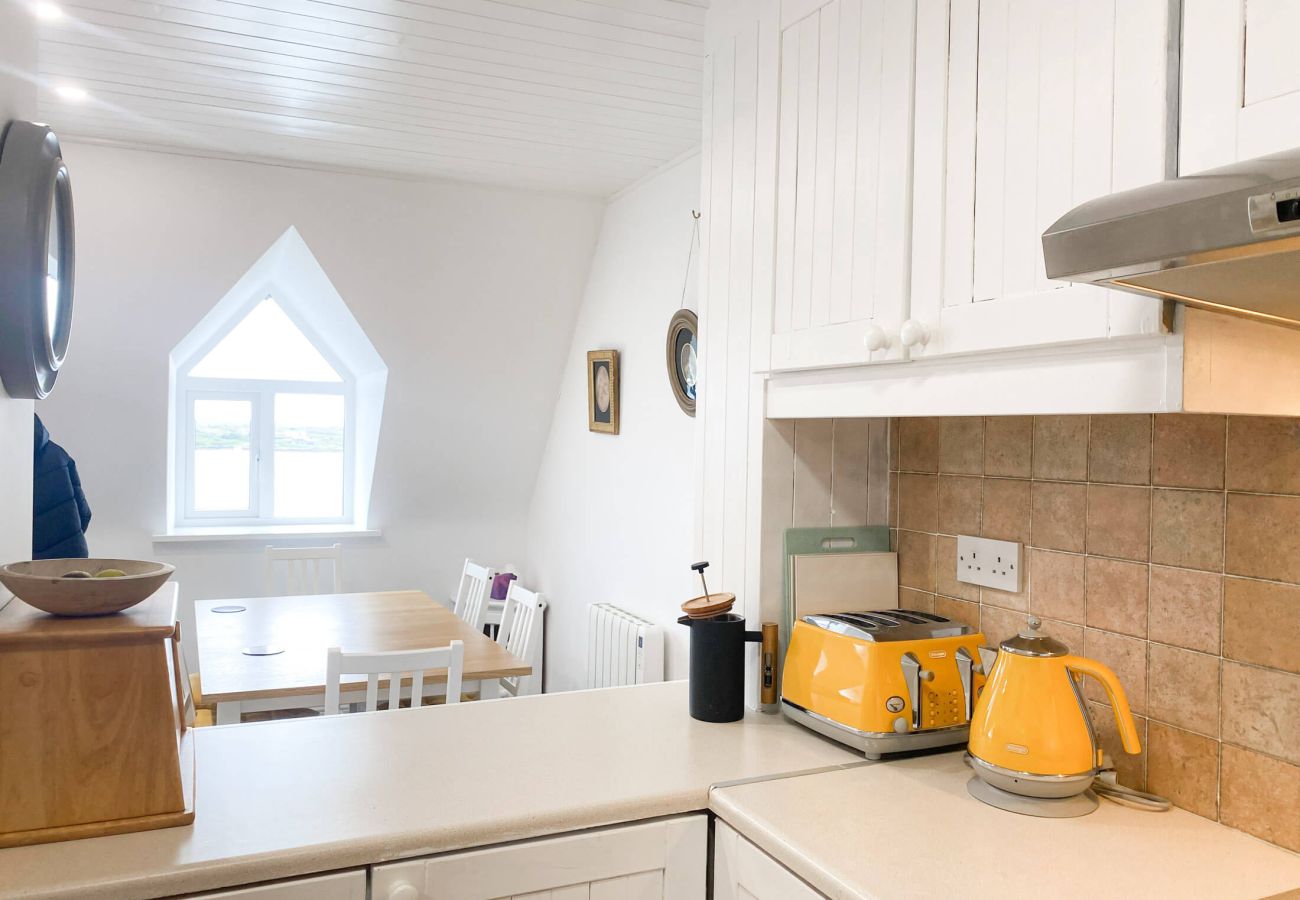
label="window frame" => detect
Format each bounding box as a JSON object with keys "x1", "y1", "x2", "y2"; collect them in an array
[{"x1": 173, "y1": 294, "x2": 358, "y2": 529}]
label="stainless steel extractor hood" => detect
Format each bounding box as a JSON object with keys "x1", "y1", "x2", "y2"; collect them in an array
[{"x1": 1042, "y1": 148, "x2": 1300, "y2": 327}]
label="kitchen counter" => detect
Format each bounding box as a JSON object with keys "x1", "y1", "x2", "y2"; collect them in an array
[
  {"x1": 0, "y1": 681, "x2": 861, "y2": 900},
  {"x1": 711, "y1": 752, "x2": 1300, "y2": 899}
]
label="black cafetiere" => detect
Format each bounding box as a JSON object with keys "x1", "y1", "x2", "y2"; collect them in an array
[{"x1": 678, "y1": 562, "x2": 778, "y2": 723}]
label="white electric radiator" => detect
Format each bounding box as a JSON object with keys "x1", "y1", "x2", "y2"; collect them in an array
[{"x1": 586, "y1": 604, "x2": 664, "y2": 688}]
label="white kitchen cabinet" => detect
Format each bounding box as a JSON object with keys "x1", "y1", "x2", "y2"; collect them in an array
[
  {"x1": 905, "y1": 0, "x2": 1173, "y2": 361},
  {"x1": 1181, "y1": 0, "x2": 1300, "y2": 174},
  {"x1": 713, "y1": 819, "x2": 824, "y2": 900},
  {"x1": 370, "y1": 815, "x2": 707, "y2": 900},
  {"x1": 769, "y1": 0, "x2": 918, "y2": 370},
  {"x1": 183, "y1": 870, "x2": 366, "y2": 899}
]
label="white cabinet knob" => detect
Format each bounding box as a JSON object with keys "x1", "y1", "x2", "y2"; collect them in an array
[
  {"x1": 899, "y1": 319, "x2": 930, "y2": 348},
  {"x1": 863, "y1": 323, "x2": 889, "y2": 352},
  {"x1": 387, "y1": 882, "x2": 421, "y2": 900}
]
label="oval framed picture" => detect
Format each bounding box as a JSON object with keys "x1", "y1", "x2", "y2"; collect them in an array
[{"x1": 665, "y1": 308, "x2": 698, "y2": 416}]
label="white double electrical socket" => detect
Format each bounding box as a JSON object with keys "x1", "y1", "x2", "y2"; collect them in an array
[{"x1": 955, "y1": 535, "x2": 1021, "y2": 593}]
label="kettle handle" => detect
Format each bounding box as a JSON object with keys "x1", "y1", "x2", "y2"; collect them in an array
[{"x1": 1063, "y1": 655, "x2": 1142, "y2": 754}]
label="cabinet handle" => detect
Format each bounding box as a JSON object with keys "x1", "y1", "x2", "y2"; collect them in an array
[
  {"x1": 387, "y1": 882, "x2": 421, "y2": 900},
  {"x1": 899, "y1": 319, "x2": 930, "y2": 348},
  {"x1": 863, "y1": 323, "x2": 889, "y2": 353}
]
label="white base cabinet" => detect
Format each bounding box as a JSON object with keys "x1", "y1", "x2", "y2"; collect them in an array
[
  {"x1": 371, "y1": 815, "x2": 707, "y2": 900},
  {"x1": 713, "y1": 820, "x2": 823, "y2": 900},
  {"x1": 182, "y1": 871, "x2": 366, "y2": 900}
]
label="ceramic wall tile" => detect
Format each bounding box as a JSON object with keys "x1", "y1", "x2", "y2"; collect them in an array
[
  {"x1": 1225, "y1": 493, "x2": 1300, "y2": 584},
  {"x1": 983, "y1": 415, "x2": 1032, "y2": 478},
  {"x1": 1029, "y1": 549, "x2": 1085, "y2": 625},
  {"x1": 1085, "y1": 484, "x2": 1151, "y2": 562},
  {"x1": 937, "y1": 475, "x2": 981, "y2": 536},
  {"x1": 1150, "y1": 489, "x2": 1224, "y2": 572},
  {"x1": 1148, "y1": 566, "x2": 1221, "y2": 655},
  {"x1": 1146, "y1": 723, "x2": 1219, "y2": 819},
  {"x1": 1225, "y1": 416, "x2": 1300, "y2": 495},
  {"x1": 897, "y1": 473, "x2": 938, "y2": 533},
  {"x1": 1088, "y1": 414, "x2": 1152, "y2": 485},
  {"x1": 1221, "y1": 662, "x2": 1300, "y2": 765},
  {"x1": 1147, "y1": 643, "x2": 1220, "y2": 737},
  {"x1": 872, "y1": 413, "x2": 1300, "y2": 849},
  {"x1": 939, "y1": 417, "x2": 984, "y2": 475},
  {"x1": 1032, "y1": 416, "x2": 1089, "y2": 481},
  {"x1": 1085, "y1": 557, "x2": 1149, "y2": 638},
  {"x1": 1220, "y1": 745, "x2": 1300, "y2": 852},
  {"x1": 1223, "y1": 577, "x2": 1300, "y2": 676},
  {"x1": 1153, "y1": 414, "x2": 1225, "y2": 490},
  {"x1": 1031, "y1": 481, "x2": 1087, "y2": 552}
]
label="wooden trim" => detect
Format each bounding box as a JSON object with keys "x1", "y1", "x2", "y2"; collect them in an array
[{"x1": 1182, "y1": 307, "x2": 1300, "y2": 415}]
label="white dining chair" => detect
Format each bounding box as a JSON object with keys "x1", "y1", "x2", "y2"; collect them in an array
[
  {"x1": 264, "y1": 544, "x2": 342, "y2": 595},
  {"x1": 494, "y1": 582, "x2": 546, "y2": 697},
  {"x1": 323, "y1": 642, "x2": 464, "y2": 715},
  {"x1": 451, "y1": 558, "x2": 496, "y2": 632}
]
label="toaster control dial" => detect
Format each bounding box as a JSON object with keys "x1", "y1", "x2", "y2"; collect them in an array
[
  {"x1": 893, "y1": 717, "x2": 909, "y2": 733},
  {"x1": 886, "y1": 696, "x2": 905, "y2": 713}
]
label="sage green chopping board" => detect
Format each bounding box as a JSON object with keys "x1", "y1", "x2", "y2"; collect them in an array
[{"x1": 782, "y1": 526, "x2": 897, "y2": 646}]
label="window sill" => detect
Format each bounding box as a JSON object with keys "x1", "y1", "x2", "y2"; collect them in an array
[{"x1": 152, "y1": 525, "x2": 381, "y2": 544}]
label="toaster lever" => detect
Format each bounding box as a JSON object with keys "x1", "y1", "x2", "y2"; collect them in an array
[
  {"x1": 901, "y1": 652, "x2": 921, "y2": 730},
  {"x1": 956, "y1": 647, "x2": 974, "y2": 721}
]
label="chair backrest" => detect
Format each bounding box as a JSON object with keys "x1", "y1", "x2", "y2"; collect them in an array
[
  {"x1": 264, "y1": 544, "x2": 342, "y2": 595},
  {"x1": 496, "y1": 582, "x2": 546, "y2": 697},
  {"x1": 323, "y1": 642, "x2": 464, "y2": 715},
  {"x1": 452, "y1": 558, "x2": 496, "y2": 631}
]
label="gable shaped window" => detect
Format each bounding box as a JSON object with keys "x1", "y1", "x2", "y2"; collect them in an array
[{"x1": 168, "y1": 228, "x2": 386, "y2": 532}]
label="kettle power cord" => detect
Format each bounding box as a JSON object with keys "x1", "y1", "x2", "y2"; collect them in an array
[{"x1": 1092, "y1": 762, "x2": 1172, "y2": 812}]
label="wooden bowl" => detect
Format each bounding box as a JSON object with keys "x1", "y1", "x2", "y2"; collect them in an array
[{"x1": 0, "y1": 559, "x2": 175, "y2": 617}]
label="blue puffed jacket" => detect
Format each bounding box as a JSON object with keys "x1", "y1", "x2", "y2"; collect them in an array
[{"x1": 32, "y1": 415, "x2": 91, "y2": 560}]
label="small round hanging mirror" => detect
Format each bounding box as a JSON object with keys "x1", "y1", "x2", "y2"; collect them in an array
[
  {"x1": 666, "y1": 308, "x2": 698, "y2": 416},
  {"x1": 0, "y1": 121, "x2": 75, "y2": 399}
]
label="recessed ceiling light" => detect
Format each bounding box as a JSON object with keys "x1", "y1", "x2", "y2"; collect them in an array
[
  {"x1": 54, "y1": 84, "x2": 87, "y2": 102},
  {"x1": 31, "y1": 2, "x2": 63, "y2": 21}
]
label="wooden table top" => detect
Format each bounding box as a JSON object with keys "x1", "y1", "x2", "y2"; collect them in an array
[
  {"x1": 0, "y1": 584, "x2": 177, "y2": 648},
  {"x1": 195, "y1": 590, "x2": 530, "y2": 703}
]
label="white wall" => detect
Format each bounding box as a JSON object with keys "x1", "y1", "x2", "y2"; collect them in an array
[
  {"x1": 39, "y1": 142, "x2": 603, "y2": 604},
  {"x1": 0, "y1": 4, "x2": 36, "y2": 587},
  {"x1": 525, "y1": 154, "x2": 700, "y2": 692}
]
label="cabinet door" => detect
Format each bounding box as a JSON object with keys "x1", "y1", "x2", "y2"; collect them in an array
[
  {"x1": 371, "y1": 815, "x2": 706, "y2": 900},
  {"x1": 769, "y1": 0, "x2": 917, "y2": 371},
  {"x1": 907, "y1": 0, "x2": 1171, "y2": 361},
  {"x1": 713, "y1": 820, "x2": 824, "y2": 900},
  {"x1": 186, "y1": 870, "x2": 366, "y2": 899},
  {"x1": 1182, "y1": 0, "x2": 1300, "y2": 174}
]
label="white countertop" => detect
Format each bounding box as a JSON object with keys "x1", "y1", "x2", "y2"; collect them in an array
[
  {"x1": 0, "y1": 681, "x2": 861, "y2": 900},
  {"x1": 711, "y1": 752, "x2": 1300, "y2": 900}
]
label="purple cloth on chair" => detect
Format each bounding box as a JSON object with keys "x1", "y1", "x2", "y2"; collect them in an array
[{"x1": 491, "y1": 572, "x2": 517, "y2": 601}]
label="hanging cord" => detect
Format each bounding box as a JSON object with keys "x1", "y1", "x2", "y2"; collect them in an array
[{"x1": 679, "y1": 209, "x2": 701, "y2": 311}]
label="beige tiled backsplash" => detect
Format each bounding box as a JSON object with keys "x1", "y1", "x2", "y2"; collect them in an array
[{"x1": 887, "y1": 414, "x2": 1300, "y2": 852}]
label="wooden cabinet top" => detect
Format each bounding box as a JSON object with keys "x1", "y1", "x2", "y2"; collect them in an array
[{"x1": 0, "y1": 583, "x2": 177, "y2": 648}]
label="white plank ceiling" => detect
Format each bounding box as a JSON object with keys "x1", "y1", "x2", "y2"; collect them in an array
[{"x1": 34, "y1": 0, "x2": 707, "y2": 196}]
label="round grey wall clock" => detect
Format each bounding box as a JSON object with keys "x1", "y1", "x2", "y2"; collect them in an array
[
  {"x1": 666, "y1": 308, "x2": 698, "y2": 416},
  {"x1": 0, "y1": 120, "x2": 75, "y2": 399}
]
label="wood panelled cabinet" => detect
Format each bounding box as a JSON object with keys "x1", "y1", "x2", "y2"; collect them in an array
[
  {"x1": 713, "y1": 820, "x2": 824, "y2": 899},
  {"x1": 769, "y1": 0, "x2": 917, "y2": 370},
  {"x1": 370, "y1": 815, "x2": 707, "y2": 900},
  {"x1": 1181, "y1": 0, "x2": 1300, "y2": 174},
  {"x1": 762, "y1": 0, "x2": 1176, "y2": 372},
  {"x1": 906, "y1": 0, "x2": 1172, "y2": 361}
]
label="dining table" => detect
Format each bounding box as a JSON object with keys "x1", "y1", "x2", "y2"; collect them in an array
[{"x1": 194, "y1": 590, "x2": 531, "y2": 725}]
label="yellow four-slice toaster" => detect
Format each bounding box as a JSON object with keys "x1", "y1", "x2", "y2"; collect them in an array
[{"x1": 781, "y1": 609, "x2": 989, "y2": 758}]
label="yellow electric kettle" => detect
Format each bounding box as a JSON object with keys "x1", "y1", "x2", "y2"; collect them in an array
[{"x1": 967, "y1": 617, "x2": 1141, "y2": 816}]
